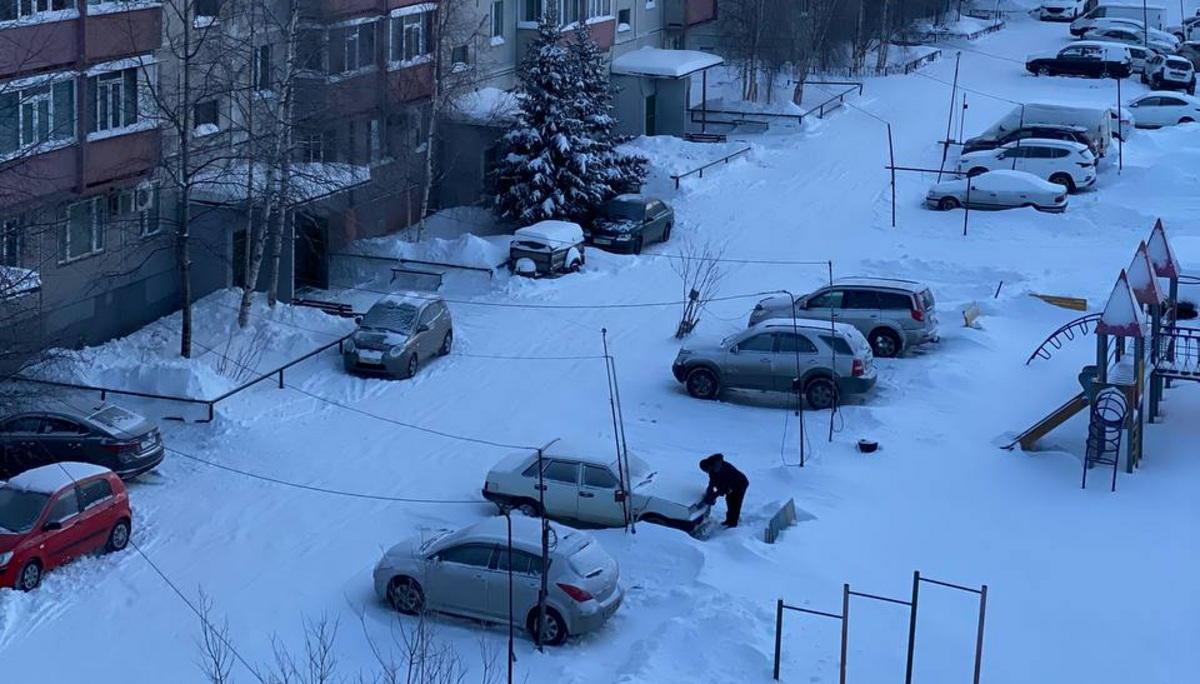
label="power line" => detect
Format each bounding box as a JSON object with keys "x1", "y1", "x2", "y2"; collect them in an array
[
  {"x1": 911, "y1": 69, "x2": 1022, "y2": 105},
  {"x1": 938, "y1": 42, "x2": 1027, "y2": 66},
  {"x1": 341, "y1": 283, "x2": 782, "y2": 310}
]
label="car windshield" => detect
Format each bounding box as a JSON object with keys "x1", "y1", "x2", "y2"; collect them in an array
[
  {"x1": 599, "y1": 202, "x2": 643, "y2": 220},
  {"x1": 1167, "y1": 58, "x2": 1192, "y2": 70},
  {"x1": 362, "y1": 303, "x2": 418, "y2": 334},
  {"x1": 0, "y1": 487, "x2": 51, "y2": 534}
]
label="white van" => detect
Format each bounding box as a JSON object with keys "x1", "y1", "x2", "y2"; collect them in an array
[
  {"x1": 983, "y1": 103, "x2": 1117, "y2": 157},
  {"x1": 1072, "y1": 3, "x2": 1165, "y2": 35}
]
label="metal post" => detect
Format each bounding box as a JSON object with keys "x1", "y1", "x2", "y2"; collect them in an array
[
  {"x1": 963, "y1": 176, "x2": 972, "y2": 237},
  {"x1": 938, "y1": 52, "x2": 962, "y2": 183},
  {"x1": 1116, "y1": 76, "x2": 1124, "y2": 173},
  {"x1": 602, "y1": 329, "x2": 630, "y2": 531},
  {"x1": 827, "y1": 261, "x2": 836, "y2": 444},
  {"x1": 278, "y1": 369, "x2": 284, "y2": 389},
  {"x1": 839, "y1": 584, "x2": 850, "y2": 684},
  {"x1": 972, "y1": 585, "x2": 988, "y2": 684},
  {"x1": 536, "y1": 446, "x2": 548, "y2": 652},
  {"x1": 773, "y1": 599, "x2": 785, "y2": 680},
  {"x1": 887, "y1": 123, "x2": 897, "y2": 228},
  {"x1": 505, "y1": 511, "x2": 515, "y2": 684},
  {"x1": 904, "y1": 571, "x2": 920, "y2": 684},
  {"x1": 701, "y1": 69, "x2": 708, "y2": 134}
]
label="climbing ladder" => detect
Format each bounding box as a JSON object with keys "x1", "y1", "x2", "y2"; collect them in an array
[{"x1": 1083, "y1": 388, "x2": 1128, "y2": 491}]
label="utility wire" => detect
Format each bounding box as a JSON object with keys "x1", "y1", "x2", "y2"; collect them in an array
[
  {"x1": 911, "y1": 69, "x2": 1023, "y2": 105},
  {"x1": 341, "y1": 284, "x2": 782, "y2": 310}
]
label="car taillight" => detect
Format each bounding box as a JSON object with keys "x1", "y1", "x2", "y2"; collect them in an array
[
  {"x1": 852, "y1": 359, "x2": 865, "y2": 377},
  {"x1": 1055, "y1": 195, "x2": 1066, "y2": 203},
  {"x1": 910, "y1": 297, "x2": 924, "y2": 322},
  {"x1": 103, "y1": 442, "x2": 138, "y2": 453},
  {"x1": 557, "y1": 583, "x2": 594, "y2": 603}
]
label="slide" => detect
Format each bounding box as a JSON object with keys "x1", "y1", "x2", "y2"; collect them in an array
[{"x1": 1004, "y1": 392, "x2": 1088, "y2": 451}]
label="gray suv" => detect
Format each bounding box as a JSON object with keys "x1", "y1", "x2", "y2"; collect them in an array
[
  {"x1": 344, "y1": 294, "x2": 453, "y2": 378},
  {"x1": 671, "y1": 320, "x2": 876, "y2": 409},
  {"x1": 748, "y1": 277, "x2": 938, "y2": 358}
]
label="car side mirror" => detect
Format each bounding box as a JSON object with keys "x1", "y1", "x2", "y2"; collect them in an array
[
  {"x1": 729, "y1": 345, "x2": 740, "y2": 354},
  {"x1": 42, "y1": 521, "x2": 62, "y2": 532},
  {"x1": 354, "y1": 316, "x2": 363, "y2": 325},
  {"x1": 614, "y1": 490, "x2": 627, "y2": 503}
]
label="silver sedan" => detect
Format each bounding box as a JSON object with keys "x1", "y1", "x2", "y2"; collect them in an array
[
  {"x1": 373, "y1": 517, "x2": 623, "y2": 646},
  {"x1": 926, "y1": 170, "x2": 1068, "y2": 213}
]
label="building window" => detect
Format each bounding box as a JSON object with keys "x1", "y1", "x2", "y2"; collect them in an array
[
  {"x1": 89, "y1": 68, "x2": 139, "y2": 133},
  {"x1": 521, "y1": 0, "x2": 540, "y2": 22},
  {"x1": 562, "y1": 0, "x2": 579, "y2": 24},
  {"x1": 60, "y1": 198, "x2": 105, "y2": 262},
  {"x1": 105, "y1": 185, "x2": 160, "y2": 237},
  {"x1": 450, "y1": 45, "x2": 469, "y2": 68},
  {"x1": 617, "y1": 7, "x2": 629, "y2": 29},
  {"x1": 254, "y1": 45, "x2": 272, "y2": 92},
  {"x1": 330, "y1": 22, "x2": 376, "y2": 75},
  {"x1": 0, "y1": 0, "x2": 69, "y2": 22},
  {"x1": 0, "y1": 80, "x2": 75, "y2": 155},
  {"x1": 193, "y1": 99, "x2": 219, "y2": 136},
  {"x1": 491, "y1": 0, "x2": 504, "y2": 38},
  {"x1": 589, "y1": 0, "x2": 611, "y2": 18},
  {"x1": 1, "y1": 218, "x2": 21, "y2": 268},
  {"x1": 391, "y1": 10, "x2": 433, "y2": 64},
  {"x1": 298, "y1": 130, "x2": 324, "y2": 163},
  {"x1": 194, "y1": 0, "x2": 219, "y2": 20},
  {"x1": 299, "y1": 29, "x2": 326, "y2": 72},
  {"x1": 368, "y1": 118, "x2": 381, "y2": 162}
]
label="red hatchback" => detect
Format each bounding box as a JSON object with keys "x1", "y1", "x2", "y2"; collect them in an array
[{"x1": 0, "y1": 462, "x2": 132, "y2": 591}]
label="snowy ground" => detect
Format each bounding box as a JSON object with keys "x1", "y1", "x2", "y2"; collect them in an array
[{"x1": 4, "y1": 10, "x2": 1200, "y2": 684}]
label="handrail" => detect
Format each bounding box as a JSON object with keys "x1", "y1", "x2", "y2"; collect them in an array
[
  {"x1": 690, "y1": 80, "x2": 863, "y2": 129},
  {"x1": 332, "y1": 251, "x2": 496, "y2": 277},
  {"x1": 1025, "y1": 313, "x2": 1101, "y2": 364},
  {"x1": 670, "y1": 146, "x2": 752, "y2": 188}
]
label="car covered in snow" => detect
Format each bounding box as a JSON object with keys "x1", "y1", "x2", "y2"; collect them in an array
[
  {"x1": 343, "y1": 294, "x2": 453, "y2": 379},
  {"x1": 926, "y1": 170, "x2": 1069, "y2": 213},
  {"x1": 1125, "y1": 91, "x2": 1200, "y2": 127},
  {"x1": 373, "y1": 516, "x2": 622, "y2": 645},
  {"x1": 509, "y1": 221, "x2": 586, "y2": 277},
  {"x1": 1039, "y1": 1, "x2": 1083, "y2": 21},
  {"x1": 1141, "y1": 54, "x2": 1197, "y2": 92},
  {"x1": 482, "y1": 440, "x2": 710, "y2": 533},
  {"x1": 747, "y1": 277, "x2": 939, "y2": 358},
  {"x1": 1081, "y1": 26, "x2": 1178, "y2": 55},
  {"x1": 1025, "y1": 41, "x2": 1133, "y2": 79},
  {"x1": 961, "y1": 123, "x2": 1097, "y2": 156},
  {"x1": 0, "y1": 462, "x2": 132, "y2": 591},
  {"x1": 585, "y1": 195, "x2": 674, "y2": 254},
  {"x1": 673, "y1": 320, "x2": 876, "y2": 409},
  {"x1": 957, "y1": 139, "x2": 1097, "y2": 193},
  {"x1": 0, "y1": 405, "x2": 164, "y2": 480}
]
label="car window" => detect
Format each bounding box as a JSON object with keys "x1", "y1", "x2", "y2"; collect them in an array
[
  {"x1": 1161, "y1": 97, "x2": 1187, "y2": 106},
  {"x1": 521, "y1": 461, "x2": 541, "y2": 477},
  {"x1": 46, "y1": 490, "x2": 81, "y2": 524},
  {"x1": 418, "y1": 305, "x2": 437, "y2": 327},
  {"x1": 1002, "y1": 147, "x2": 1027, "y2": 159},
  {"x1": 877, "y1": 292, "x2": 913, "y2": 310},
  {"x1": 439, "y1": 544, "x2": 496, "y2": 568},
  {"x1": 0, "y1": 416, "x2": 42, "y2": 433},
  {"x1": 79, "y1": 479, "x2": 114, "y2": 511},
  {"x1": 737, "y1": 334, "x2": 776, "y2": 353},
  {"x1": 542, "y1": 460, "x2": 580, "y2": 485},
  {"x1": 806, "y1": 290, "x2": 843, "y2": 309},
  {"x1": 583, "y1": 465, "x2": 619, "y2": 489},
  {"x1": 0, "y1": 487, "x2": 50, "y2": 533},
  {"x1": 818, "y1": 335, "x2": 854, "y2": 356},
  {"x1": 41, "y1": 418, "x2": 89, "y2": 435},
  {"x1": 494, "y1": 547, "x2": 542, "y2": 576},
  {"x1": 1060, "y1": 47, "x2": 1084, "y2": 57},
  {"x1": 1136, "y1": 97, "x2": 1159, "y2": 107},
  {"x1": 776, "y1": 333, "x2": 818, "y2": 354},
  {"x1": 1050, "y1": 148, "x2": 1070, "y2": 159},
  {"x1": 841, "y1": 290, "x2": 879, "y2": 309}
]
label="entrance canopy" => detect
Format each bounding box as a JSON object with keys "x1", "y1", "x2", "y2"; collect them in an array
[{"x1": 611, "y1": 48, "x2": 723, "y2": 80}]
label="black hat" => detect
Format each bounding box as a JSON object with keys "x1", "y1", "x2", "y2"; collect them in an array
[{"x1": 699, "y1": 453, "x2": 724, "y2": 472}]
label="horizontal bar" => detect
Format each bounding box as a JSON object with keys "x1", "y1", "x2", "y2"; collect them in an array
[
  {"x1": 212, "y1": 334, "x2": 351, "y2": 403},
  {"x1": 918, "y1": 577, "x2": 983, "y2": 595},
  {"x1": 332, "y1": 252, "x2": 494, "y2": 276},
  {"x1": 848, "y1": 590, "x2": 912, "y2": 607},
  {"x1": 781, "y1": 605, "x2": 844, "y2": 620},
  {"x1": 13, "y1": 376, "x2": 210, "y2": 405},
  {"x1": 887, "y1": 165, "x2": 965, "y2": 175}
]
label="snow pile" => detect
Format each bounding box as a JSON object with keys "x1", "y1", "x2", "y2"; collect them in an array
[
  {"x1": 619, "y1": 137, "x2": 753, "y2": 177},
  {"x1": 611, "y1": 48, "x2": 724, "y2": 79},
  {"x1": 192, "y1": 162, "x2": 371, "y2": 206},
  {"x1": 352, "y1": 232, "x2": 509, "y2": 271}
]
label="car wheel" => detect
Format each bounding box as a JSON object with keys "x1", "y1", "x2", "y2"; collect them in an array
[
  {"x1": 16, "y1": 559, "x2": 42, "y2": 592},
  {"x1": 387, "y1": 576, "x2": 426, "y2": 615},
  {"x1": 967, "y1": 167, "x2": 988, "y2": 178},
  {"x1": 439, "y1": 330, "x2": 453, "y2": 356},
  {"x1": 1151, "y1": 76, "x2": 1162, "y2": 89},
  {"x1": 639, "y1": 513, "x2": 669, "y2": 526},
  {"x1": 567, "y1": 259, "x2": 582, "y2": 273},
  {"x1": 106, "y1": 518, "x2": 131, "y2": 553},
  {"x1": 805, "y1": 378, "x2": 838, "y2": 411},
  {"x1": 1037, "y1": 66, "x2": 1051, "y2": 77},
  {"x1": 528, "y1": 608, "x2": 568, "y2": 647},
  {"x1": 1180, "y1": 117, "x2": 1195, "y2": 124},
  {"x1": 869, "y1": 329, "x2": 902, "y2": 358},
  {"x1": 633, "y1": 236, "x2": 644, "y2": 255},
  {"x1": 1049, "y1": 173, "x2": 1076, "y2": 193},
  {"x1": 661, "y1": 223, "x2": 672, "y2": 243},
  {"x1": 406, "y1": 353, "x2": 419, "y2": 378},
  {"x1": 685, "y1": 368, "x2": 720, "y2": 400},
  {"x1": 937, "y1": 196, "x2": 960, "y2": 211},
  {"x1": 513, "y1": 500, "x2": 542, "y2": 517}
]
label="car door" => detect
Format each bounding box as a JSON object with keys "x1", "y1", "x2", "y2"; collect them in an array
[
  {"x1": 578, "y1": 464, "x2": 626, "y2": 526},
  {"x1": 646, "y1": 200, "x2": 670, "y2": 241},
  {"x1": 1056, "y1": 46, "x2": 1086, "y2": 74},
  {"x1": 536, "y1": 460, "x2": 582, "y2": 519},
  {"x1": 1001, "y1": 146, "x2": 1029, "y2": 173},
  {"x1": 839, "y1": 289, "x2": 882, "y2": 340},
  {"x1": 489, "y1": 547, "x2": 542, "y2": 624},
  {"x1": 1159, "y1": 95, "x2": 1190, "y2": 123},
  {"x1": 428, "y1": 544, "x2": 496, "y2": 618},
  {"x1": 1131, "y1": 97, "x2": 1164, "y2": 126},
  {"x1": 771, "y1": 332, "x2": 821, "y2": 391},
  {"x1": 42, "y1": 487, "x2": 84, "y2": 567},
  {"x1": 413, "y1": 305, "x2": 438, "y2": 356},
  {"x1": 964, "y1": 177, "x2": 1000, "y2": 209},
  {"x1": 75, "y1": 477, "x2": 119, "y2": 554},
  {"x1": 37, "y1": 417, "x2": 92, "y2": 467},
  {"x1": 723, "y1": 333, "x2": 777, "y2": 390},
  {"x1": 0, "y1": 416, "x2": 44, "y2": 476},
  {"x1": 802, "y1": 289, "x2": 844, "y2": 326}
]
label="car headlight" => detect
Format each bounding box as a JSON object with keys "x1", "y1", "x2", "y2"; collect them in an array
[
  {"x1": 387, "y1": 345, "x2": 404, "y2": 358},
  {"x1": 345, "y1": 338, "x2": 356, "y2": 352},
  {"x1": 0, "y1": 551, "x2": 12, "y2": 567},
  {"x1": 615, "y1": 233, "x2": 633, "y2": 241}
]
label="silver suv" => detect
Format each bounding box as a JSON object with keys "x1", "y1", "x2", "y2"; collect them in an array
[
  {"x1": 748, "y1": 277, "x2": 938, "y2": 358},
  {"x1": 671, "y1": 320, "x2": 876, "y2": 409},
  {"x1": 343, "y1": 294, "x2": 453, "y2": 378}
]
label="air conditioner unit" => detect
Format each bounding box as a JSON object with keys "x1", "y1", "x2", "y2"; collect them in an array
[{"x1": 135, "y1": 183, "x2": 156, "y2": 212}]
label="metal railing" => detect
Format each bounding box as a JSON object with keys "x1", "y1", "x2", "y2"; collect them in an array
[
  {"x1": 670, "y1": 146, "x2": 752, "y2": 189},
  {"x1": 813, "y1": 51, "x2": 942, "y2": 78},
  {"x1": 690, "y1": 81, "x2": 864, "y2": 130},
  {"x1": 332, "y1": 251, "x2": 498, "y2": 278}
]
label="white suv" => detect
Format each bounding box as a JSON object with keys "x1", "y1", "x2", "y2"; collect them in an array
[
  {"x1": 1141, "y1": 54, "x2": 1197, "y2": 93},
  {"x1": 957, "y1": 139, "x2": 1097, "y2": 193}
]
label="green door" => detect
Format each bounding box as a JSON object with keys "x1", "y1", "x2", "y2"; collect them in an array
[{"x1": 645, "y1": 94, "x2": 657, "y2": 136}]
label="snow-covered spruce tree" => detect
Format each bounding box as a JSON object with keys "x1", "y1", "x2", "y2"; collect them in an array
[
  {"x1": 493, "y1": 12, "x2": 601, "y2": 224},
  {"x1": 567, "y1": 21, "x2": 647, "y2": 197}
]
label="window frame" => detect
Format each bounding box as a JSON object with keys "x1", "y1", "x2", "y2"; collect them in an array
[
  {"x1": 541, "y1": 460, "x2": 580, "y2": 485},
  {"x1": 78, "y1": 478, "x2": 115, "y2": 512},
  {"x1": 60, "y1": 197, "x2": 106, "y2": 263},
  {"x1": 390, "y1": 10, "x2": 433, "y2": 66},
  {"x1": 583, "y1": 464, "x2": 619, "y2": 489},
  {"x1": 736, "y1": 333, "x2": 776, "y2": 353},
  {"x1": 1, "y1": 217, "x2": 21, "y2": 267},
  {"x1": 45, "y1": 488, "x2": 81, "y2": 525},
  {"x1": 193, "y1": 98, "x2": 220, "y2": 134},
  {"x1": 491, "y1": 0, "x2": 504, "y2": 39},
  {"x1": 437, "y1": 543, "x2": 497, "y2": 568},
  {"x1": 776, "y1": 333, "x2": 818, "y2": 355}
]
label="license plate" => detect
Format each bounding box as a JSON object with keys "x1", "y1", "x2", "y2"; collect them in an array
[{"x1": 359, "y1": 350, "x2": 383, "y2": 363}]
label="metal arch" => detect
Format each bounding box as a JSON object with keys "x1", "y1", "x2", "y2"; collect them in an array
[{"x1": 1025, "y1": 313, "x2": 1101, "y2": 365}]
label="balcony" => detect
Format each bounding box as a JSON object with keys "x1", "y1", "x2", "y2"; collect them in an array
[
  {"x1": 0, "y1": 13, "x2": 79, "y2": 79},
  {"x1": 86, "y1": 7, "x2": 162, "y2": 64},
  {"x1": 386, "y1": 61, "x2": 432, "y2": 102},
  {"x1": 665, "y1": 0, "x2": 716, "y2": 28},
  {"x1": 84, "y1": 127, "x2": 159, "y2": 189},
  {"x1": 0, "y1": 144, "x2": 78, "y2": 209}
]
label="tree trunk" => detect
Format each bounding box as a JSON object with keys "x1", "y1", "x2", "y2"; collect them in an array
[
  {"x1": 854, "y1": 0, "x2": 868, "y2": 74},
  {"x1": 177, "y1": 13, "x2": 194, "y2": 358},
  {"x1": 415, "y1": 19, "x2": 443, "y2": 243},
  {"x1": 875, "y1": 0, "x2": 892, "y2": 73},
  {"x1": 266, "y1": 0, "x2": 301, "y2": 309}
]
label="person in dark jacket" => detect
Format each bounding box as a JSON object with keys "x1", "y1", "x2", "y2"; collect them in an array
[{"x1": 699, "y1": 453, "x2": 749, "y2": 528}]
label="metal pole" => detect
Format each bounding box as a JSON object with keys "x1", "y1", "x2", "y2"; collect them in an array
[
  {"x1": 839, "y1": 584, "x2": 850, "y2": 684},
  {"x1": 887, "y1": 123, "x2": 897, "y2": 228},
  {"x1": 702, "y1": 69, "x2": 708, "y2": 134},
  {"x1": 1143, "y1": 0, "x2": 1149, "y2": 53},
  {"x1": 972, "y1": 585, "x2": 988, "y2": 684},
  {"x1": 601, "y1": 329, "x2": 630, "y2": 531},
  {"x1": 1117, "y1": 77, "x2": 1124, "y2": 173},
  {"x1": 963, "y1": 176, "x2": 972, "y2": 237},
  {"x1": 785, "y1": 290, "x2": 806, "y2": 468},
  {"x1": 506, "y1": 511, "x2": 515, "y2": 684},
  {"x1": 904, "y1": 571, "x2": 920, "y2": 684},
  {"x1": 536, "y1": 446, "x2": 548, "y2": 652},
  {"x1": 773, "y1": 599, "x2": 785, "y2": 680},
  {"x1": 827, "y1": 261, "x2": 836, "y2": 444},
  {"x1": 938, "y1": 52, "x2": 962, "y2": 183}
]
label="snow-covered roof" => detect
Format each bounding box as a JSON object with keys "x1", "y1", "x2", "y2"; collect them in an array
[
  {"x1": 372, "y1": 292, "x2": 439, "y2": 310},
  {"x1": 192, "y1": 162, "x2": 371, "y2": 207},
  {"x1": 449, "y1": 87, "x2": 520, "y2": 124},
  {"x1": 971, "y1": 170, "x2": 1063, "y2": 192},
  {"x1": 1126, "y1": 242, "x2": 1164, "y2": 307},
  {"x1": 1096, "y1": 271, "x2": 1145, "y2": 338},
  {"x1": 834, "y1": 276, "x2": 925, "y2": 291},
  {"x1": 1146, "y1": 219, "x2": 1182, "y2": 278},
  {"x1": 452, "y1": 516, "x2": 586, "y2": 553},
  {"x1": 513, "y1": 220, "x2": 584, "y2": 247},
  {"x1": 0, "y1": 265, "x2": 41, "y2": 300},
  {"x1": 611, "y1": 48, "x2": 724, "y2": 79},
  {"x1": 6, "y1": 462, "x2": 112, "y2": 494}
]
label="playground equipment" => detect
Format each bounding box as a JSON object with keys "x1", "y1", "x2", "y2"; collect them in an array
[{"x1": 1008, "y1": 220, "x2": 1195, "y2": 489}]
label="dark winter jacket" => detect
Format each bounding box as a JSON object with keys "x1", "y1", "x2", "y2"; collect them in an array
[{"x1": 699, "y1": 454, "x2": 748, "y2": 504}]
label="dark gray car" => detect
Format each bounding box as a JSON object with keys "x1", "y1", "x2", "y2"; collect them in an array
[
  {"x1": 344, "y1": 294, "x2": 454, "y2": 379},
  {"x1": 0, "y1": 405, "x2": 164, "y2": 480},
  {"x1": 586, "y1": 195, "x2": 674, "y2": 254}
]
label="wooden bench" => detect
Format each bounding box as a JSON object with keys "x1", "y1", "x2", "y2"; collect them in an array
[{"x1": 684, "y1": 131, "x2": 728, "y2": 144}]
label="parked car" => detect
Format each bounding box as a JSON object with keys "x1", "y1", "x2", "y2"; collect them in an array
[
  {"x1": 343, "y1": 294, "x2": 453, "y2": 379},
  {"x1": 482, "y1": 441, "x2": 710, "y2": 533},
  {"x1": 1125, "y1": 44, "x2": 1158, "y2": 75},
  {"x1": 1025, "y1": 41, "x2": 1133, "y2": 78},
  {"x1": 1082, "y1": 26, "x2": 1176, "y2": 54},
  {"x1": 1081, "y1": 19, "x2": 1180, "y2": 48},
  {"x1": 982, "y1": 103, "x2": 1119, "y2": 155},
  {"x1": 926, "y1": 170, "x2": 1069, "y2": 213},
  {"x1": 1167, "y1": 14, "x2": 1200, "y2": 41},
  {"x1": 1071, "y1": 4, "x2": 1166, "y2": 36},
  {"x1": 0, "y1": 405, "x2": 164, "y2": 480},
  {"x1": 1126, "y1": 91, "x2": 1200, "y2": 127},
  {"x1": 0, "y1": 462, "x2": 131, "y2": 591},
  {"x1": 961, "y1": 123, "x2": 1096, "y2": 155},
  {"x1": 509, "y1": 221, "x2": 586, "y2": 277},
  {"x1": 672, "y1": 320, "x2": 876, "y2": 409},
  {"x1": 1039, "y1": 1, "x2": 1083, "y2": 21},
  {"x1": 1141, "y1": 54, "x2": 1197, "y2": 92},
  {"x1": 747, "y1": 277, "x2": 939, "y2": 358},
  {"x1": 586, "y1": 195, "x2": 674, "y2": 254},
  {"x1": 1110, "y1": 106, "x2": 1135, "y2": 140},
  {"x1": 373, "y1": 516, "x2": 621, "y2": 646},
  {"x1": 1176, "y1": 41, "x2": 1200, "y2": 70},
  {"x1": 957, "y1": 139, "x2": 1098, "y2": 193}
]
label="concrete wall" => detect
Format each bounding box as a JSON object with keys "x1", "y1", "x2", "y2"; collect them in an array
[{"x1": 436, "y1": 121, "x2": 506, "y2": 209}]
